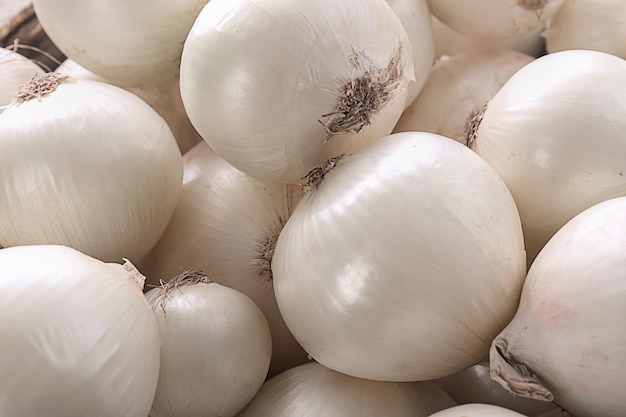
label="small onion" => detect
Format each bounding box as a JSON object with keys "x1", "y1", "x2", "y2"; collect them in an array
[
  {"x1": 0, "y1": 73, "x2": 183, "y2": 263},
  {"x1": 426, "y1": 0, "x2": 565, "y2": 39},
  {"x1": 434, "y1": 364, "x2": 559, "y2": 416},
  {"x1": 469, "y1": 49, "x2": 626, "y2": 265},
  {"x1": 56, "y1": 59, "x2": 202, "y2": 154},
  {"x1": 426, "y1": 404, "x2": 529, "y2": 417},
  {"x1": 145, "y1": 273, "x2": 272, "y2": 417},
  {"x1": 543, "y1": 0, "x2": 626, "y2": 59},
  {"x1": 0, "y1": 47, "x2": 42, "y2": 108},
  {"x1": 0, "y1": 245, "x2": 160, "y2": 417},
  {"x1": 394, "y1": 49, "x2": 534, "y2": 144},
  {"x1": 272, "y1": 131, "x2": 526, "y2": 381},
  {"x1": 489, "y1": 196, "x2": 626, "y2": 417},
  {"x1": 32, "y1": 0, "x2": 209, "y2": 86},
  {"x1": 237, "y1": 361, "x2": 457, "y2": 417},
  {"x1": 137, "y1": 141, "x2": 308, "y2": 377},
  {"x1": 180, "y1": 0, "x2": 418, "y2": 183}
]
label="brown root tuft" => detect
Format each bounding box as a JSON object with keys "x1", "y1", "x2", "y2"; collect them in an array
[
  {"x1": 466, "y1": 104, "x2": 487, "y2": 148},
  {"x1": 318, "y1": 46, "x2": 404, "y2": 142},
  {"x1": 301, "y1": 154, "x2": 345, "y2": 195},
  {"x1": 16, "y1": 72, "x2": 68, "y2": 103}
]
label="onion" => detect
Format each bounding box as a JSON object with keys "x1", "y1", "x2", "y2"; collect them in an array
[
  {"x1": 386, "y1": 0, "x2": 435, "y2": 107},
  {"x1": 536, "y1": 411, "x2": 573, "y2": 417},
  {"x1": 0, "y1": 47, "x2": 42, "y2": 108},
  {"x1": 0, "y1": 244, "x2": 160, "y2": 417},
  {"x1": 272, "y1": 131, "x2": 526, "y2": 381},
  {"x1": 489, "y1": 196, "x2": 626, "y2": 417},
  {"x1": 393, "y1": 49, "x2": 534, "y2": 145},
  {"x1": 0, "y1": 73, "x2": 183, "y2": 263},
  {"x1": 145, "y1": 273, "x2": 272, "y2": 417},
  {"x1": 434, "y1": 364, "x2": 559, "y2": 416},
  {"x1": 179, "y1": 0, "x2": 418, "y2": 183},
  {"x1": 431, "y1": 16, "x2": 546, "y2": 59},
  {"x1": 237, "y1": 361, "x2": 457, "y2": 417},
  {"x1": 426, "y1": 404, "x2": 529, "y2": 416},
  {"x1": 469, "y1": 49, "x2": 626, "y2": 265},
  {"x1": 137, "y1": 141, "x2": 308, "y2": 377},
  {"x1": 56, "y1": 59, "x2": 202, "y2": 154},
  {"x1": 426, "y1": 0, "x2": 565, "y2": 39},
  {"x1": 543, "y1": 0, "x2": 626, "y2": 59},
  {"x1": 32, "y1": 0, "x2": 209, "y2": 86}
]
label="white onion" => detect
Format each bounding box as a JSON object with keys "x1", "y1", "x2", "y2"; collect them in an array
[
  {"x1": 431, "y1": 16, "x2": 546, "y2": 58},
  {"x1": 56, "y1": 59, "x2": 202, "y2": 154},
  {"x1": 237, "y1": 361, "x2": 457, "y2": 417},
  {"x1": 0, "y1": 244, "x2": 160, "y2": 417},
  {"x1": 535, "y1": 410, "x2": 573, "y2": 417},
  {"x1": 469, "y1": 49, "x2": 626, "y2": 265},
  {"x1": 272, "y1": 131, "x2": 526, "y2": 381},
  {"x1": 434, "y1": 364, "x2": 559, "y2": 416},
  {"x1": 32, "y1": 0, "x2": 209, "y2": 86},
  {"x1": 426, "y1": 403, "x2": 529, "y2": 417},
  {"x1": 386, "y1": 0, "x2": 435, "y2": 107},
  {"x1": 0, "y1": 73, "x2": 183, "y2": 263},
  {"x1": 426, "y1": 0, "x2": 565, "y2": 39},
  {"x1": 489, "y1": 196, "x2": 626, "y2": 417},
  {"x1": 543, "y1": 0, "x2": 626, "y2": 59},
  {"x1": 137, "y1": 141, "x2": 308, "y2": 377},
  {"x1": 0, "y1": 47, "x2": 42, "y2": 108},
  {"x1": 180, "y1": 0, "x2": 418, "y2": 183},
  {"x1": 145, "y1": 273, "x2": 272, "y2": 417},
  {"x1": 394, "y1": 49, "x2": 534, "y2": 144}
]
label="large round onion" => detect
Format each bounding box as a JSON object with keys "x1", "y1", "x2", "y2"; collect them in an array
[{"x1": 272, "y1": 131, "x2": 526, "y2": 382}]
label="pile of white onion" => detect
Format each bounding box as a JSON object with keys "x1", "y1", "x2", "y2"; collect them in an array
[{"x1": 2, "y1": 0, "x2": 626, "y2": 415}]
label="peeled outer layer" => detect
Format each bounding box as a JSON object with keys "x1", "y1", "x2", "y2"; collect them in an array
[
  {"x1": 489, "y1": 196, "x2": 626, "y2": 417},
  {"x1": 180, "y1": 0, "x2": 416, "y2": 184},
  {"x1": 386, "y1": 0, "x2": 435, "y2": 107},
  {"x1": 433, "y1": 364, "x2": 558, "y2": 416},
  {"x1": 146, "y1": 281, "x2": 272, "y2": 417},
  {"x1": 0, "y1": 48, "x2": 42, "y2": 108},
  {"x1": 426, "y1": 403, "x2": 529, "y2": 417},
  {"x1": 543, "y1": 0, "x2": 626, "y2": 60},
  {"x1": 427, "y1": 0, "x2": 565, "y2": 39},
  {"x1": 394, "y1": 49, "x2": 534, "y2": 144},
  {"x1": 137, "y1": 141, "x2": 308, "y2": 377},
  {"x1": 0, "y1": 245, "x2": 160, "y2": 417},
  {"x1": 0, "y1": 75, "x2": 183, "y2": 263},
  {"x1": 272, "y1": 132, "x2": 526, "y2": 382},
  {"x1": 237, "y1": 362, "x2": 457, "y2": 417},
  {"x1": 32, "y1": 0, "x2": 209, "y2": 87},
  {"x1": 470, "y1": 49, "x2": 626, "y2": 266},
  {"x1": 431, "y1": 16, "x2": 546, "y2": 59}
]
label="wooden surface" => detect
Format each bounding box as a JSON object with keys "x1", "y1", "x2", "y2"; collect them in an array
[{"x1": 1, "y1": 0, "x2": 65, "y2": 70}]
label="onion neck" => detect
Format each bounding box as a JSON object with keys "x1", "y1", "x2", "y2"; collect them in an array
[
  {"x1": 147, "y1": 270, "x2": 213, "y2": 313},
  {"x1": 16, "y1": 72, "x2": 68, "y2": 102},
  {"x1": 489, "y1": 338, "x2": 554, "y2": 402},
  {"x1": 518, "y1": 0, "x2": 548, "y2": 10}
]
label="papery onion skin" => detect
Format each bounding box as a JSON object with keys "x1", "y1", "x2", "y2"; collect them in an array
[
  {"x1": 145, "y1": 276, "x2": 272, "y2": 417},
  {"x1": 272, "y1": 132, "x2": 526, "y2": 382},
  {"x1": 180, "y1": 0, "x2": 416, "y2": 183},
  {"x1": 237, "y1": 361, "x2": 457, "y2": 417},
  {"x1": 32, "y1": 0, "x2": 209, "y2": 87},
  {"x1": 0, "y1": 48, "x2": 42, "y2": 108},
  {"x1": 543, "y1": 0, "x2": 626, "y2": 60},
  {"x1": 426, "y1": 0, "x2": 565, "y2": 39},
  {"x1": 426, "y1": 403, "x2": 529, "y2": 416},
  {"x1": 137, "y1": 141, "x2": 309, "y2": 377},
  {"x1": 434, "y1": 363, "x2": 559, "y2": 416},
  {"x1": 489, "y1": 196, "x2": 626, "y2": 417},
  {"x1": 394, "y1": 49, "x2": 534, "y2": 144},
  {"x1": 0, "y1": 75, "x2": 183, "y2": 263},
  {"x1": 470, "y1": 49, "x2": 626, "y2": 266},
  {"x1": 386, "y1": 0, "x2": 435, "y2": 107},
  {"x1": 0, "y1": 245, "x2": 160, "y2": 417}
]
